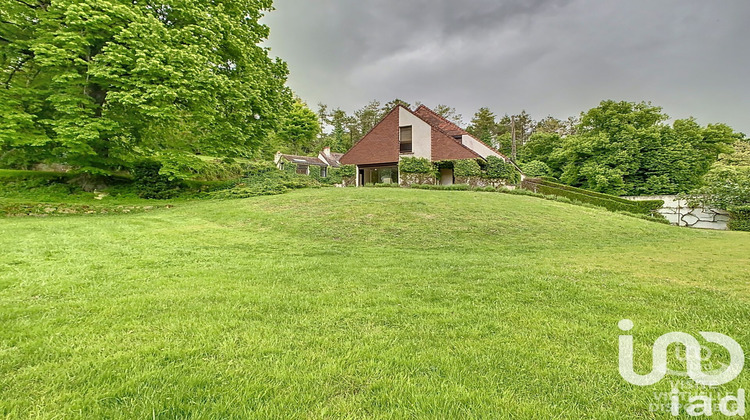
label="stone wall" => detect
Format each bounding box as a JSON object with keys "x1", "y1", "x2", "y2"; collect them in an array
[{"x1": 624, "y1": 195, "x2": 729, "y2": 230}]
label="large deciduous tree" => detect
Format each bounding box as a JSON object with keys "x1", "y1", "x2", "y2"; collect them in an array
[
  {"x1": 526, "y1": 100, "x2": 743, "y2": 195},
  {"x1": 0, "y1": 0, "x2": 291, "y2": 175}
]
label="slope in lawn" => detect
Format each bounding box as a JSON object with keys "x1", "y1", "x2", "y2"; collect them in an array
[{"x1": 0, "y1": 188, "x2": 748, "y2": 418}]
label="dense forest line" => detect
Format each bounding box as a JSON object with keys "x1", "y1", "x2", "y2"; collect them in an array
[{"x1": 272, "y1": 98, "x2": 747, "y2": 197}]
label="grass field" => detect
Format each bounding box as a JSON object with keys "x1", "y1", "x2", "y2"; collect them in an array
[{"x1": 1, "y1": 188, "x2": 749, "y2": 418}]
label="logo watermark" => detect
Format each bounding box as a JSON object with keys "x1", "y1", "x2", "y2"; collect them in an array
[{"x1": 618, "y1": 319, "x2": 745, "y2": 417}]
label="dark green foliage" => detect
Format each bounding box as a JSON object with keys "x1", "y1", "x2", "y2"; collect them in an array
[
  {"x1": 337, "y1": 165, "x2": 356, "y2": 179},
  {"x1": 210, "y1": 162, "x2": 319, "y2": 199},
  {"x1": 728, "y1": 206, "x2": 750, "y2": 232},
  {"x1": 519, "y1": 101, "x2": 743, "y2": 195},
  {"x1": 308, "y1": 165, "x2": 322, "y2": 181},
  {"x1": 410, "y1": 184, "x2": 472, "y2": 191},
  {"x1": 132, "y1": 161, "x2": 183, "y2": 199},
  {"x1": 521, "y1": 160, "x2": 552, "y2": 177},
  {"x1": 453, "y1": 159, "x2": 481, "y2": 177},
  {"x1": 399, "y1": 157, "x2": 433, "y2": 174},
  {"x1": 483, "y1": 156, "x2": 520, "y2": 183},
  {"x1": 521, "y1": 178, "x2": 663, "y2": 215}
]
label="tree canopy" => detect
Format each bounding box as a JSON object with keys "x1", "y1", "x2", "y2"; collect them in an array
[{"x1": 0, "y1": 0, "x2": 292, "y2": 175}]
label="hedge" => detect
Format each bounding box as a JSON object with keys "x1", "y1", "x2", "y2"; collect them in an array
[
  {"x1": 728, "y1": 206, "x2": 750, "y2": 232},
  {"x1": 521, "y1": 178, "x2": 663, "y2": 215},
  {"x1": 399, "y1": 157, "x2": 433, "y2": 174},
  {"x1": 410, "y1": 183, "x2": 472, "y2": 191},
  {"x1": 453, "y1": 159, "x2": 481, "y2": 177}
]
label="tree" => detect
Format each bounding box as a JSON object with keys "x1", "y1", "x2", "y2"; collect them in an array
[
  {"x1": 381, "y1": 98, "x2": 411, "y2": 116},
  {"x1": 352, "y1": 100, "x2": 382, "y2": 143},
  {"x1": 276, "y1": 100, "x2": 320, "y2": 155},
  {"x1": 547, "y1": 100, "x2": 742, "y2": 195},
  {"x1": 689, "y1": 140, "x2": 750, "y2": 209},
  {"x1": 467, "y1": 107, "x2": 498, "y2": 148},
  {"x1": 432, "y1": 104, "x2": 463, "y2": 126},
  {"x1": 521, "y1": 160, "x2": 552, "y2": 178},
  {"x1": 499, "y1": 110, "x2": 535, "y2": 161},
  {"x1": 0, "y1": 0, "x2": 291, "y2": 176}
]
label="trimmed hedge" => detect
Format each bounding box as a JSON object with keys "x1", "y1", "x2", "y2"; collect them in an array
[
  {"x1": 728, "y1": 206, "x2": 750, "y2": 232},
  {"x1": 521, "y1": 178, "x2": 663, "y2": 215}
]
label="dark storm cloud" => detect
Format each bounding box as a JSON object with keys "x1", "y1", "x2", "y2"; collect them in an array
[{"x1": 263, "y1": 1, "x2": 750, "y2": 132}]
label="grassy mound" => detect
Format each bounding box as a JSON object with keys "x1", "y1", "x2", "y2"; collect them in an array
[{"x1": 0, "y1": 188, "x2": 748, "y2": 418}]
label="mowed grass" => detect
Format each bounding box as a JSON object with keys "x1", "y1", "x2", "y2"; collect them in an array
[{"x1": 0, "y1": 188, "x2": 749, "y2": 418}]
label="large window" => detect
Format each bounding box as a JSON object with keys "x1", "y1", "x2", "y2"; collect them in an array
[
  {"x1": 296, "y1": 164, "x2": 309, "y2": 175},
  {"x1": 399, "y1": 126, "x2": 413, "y2": 153},
  {"x1": 368, "y1": 167, "x2": 398, "y2": 185}
]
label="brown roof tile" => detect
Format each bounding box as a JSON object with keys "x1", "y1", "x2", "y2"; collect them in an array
[
  {"x1": 414, "y1": 105, "x2": 468, "y2": 138},
  {"x1": 431, "y1": 129, "x2": 481, "y2": 160},
  {"x1": 339, "y1": 107, "x2": 400, "y2": 165}
]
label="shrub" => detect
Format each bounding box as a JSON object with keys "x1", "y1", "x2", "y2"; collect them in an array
[
  {"x1": 521, "y1": 160, "x2": 551, "y2": 178},
  {"x1": 453, "y1": 159, "x2": 481, "y2": 177},
  {"x1": 209, "y1": 162, "x2": 319, "y2": 199},
  {"x1": 131, "y1": 161, "x2": 183, "y2": 199},
  {"x1": 728, "y1": 206, "x2": 750, "y2": 232},
  {"x1": 410, "y1": 184, "x2": 471, "y2": 191},
  {"x1": 484, "y1": 156, "x2": 521, "y2": 184},
  {"x1": 158, "y1": 154, "x2": 246, "y2": 182},
  {"x1": 399, "y1": 157, "x2": 433, "y2": 174}
]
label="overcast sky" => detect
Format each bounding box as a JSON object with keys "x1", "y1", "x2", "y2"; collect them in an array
[{"x1": 262, "y1": 1, "x2": 750, "y2": 133}]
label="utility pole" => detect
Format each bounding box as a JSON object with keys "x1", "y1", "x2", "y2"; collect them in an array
[{"x1": 510, "y1": 115, "x2": 517, "y2": 162}]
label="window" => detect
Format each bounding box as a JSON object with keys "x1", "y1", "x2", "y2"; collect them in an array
[
  {"x1": 400, "y1": 126, "x2": 413, "y2": 153},
  {"x1": 321, "y1": 167, "x2": 328, "y2": 178},
  {"x1": 296, "y1": 164, "x2": 309, "y2": 175}
]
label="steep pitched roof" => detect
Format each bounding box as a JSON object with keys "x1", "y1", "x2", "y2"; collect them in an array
[
  {"x1": 431, "y1": 129, "x2": 481, "y2": 160},
  {"x1": 414, "y1": 105, "x2": 468, "y2": 138},
  {"x1": 414, "y1": 105, "x2": 511, "y2": 161},
  {"x1": 339, "y1": 106, "x2": 400, "y2": 165}
]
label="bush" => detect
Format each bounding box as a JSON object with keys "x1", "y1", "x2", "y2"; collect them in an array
[
  {"x1": 209, "y1": 162, "x2": 319, "y2": 199},
  {"x1": 453, "y1": 159, "x2": 482, "y2": 177},
  {"x1": 131, "y1": 161, "x2": 184, "y2": 199},
  {"x1": 728, "y1": 206, "x2": 750, "y2": 232},
  {"x1": 399, "y1": 157, "x2": 433, "y2": 174},
  {"x1": 410, "y1": 184, "x2": 471, "y2": 191},
  {"x1": 159, "y1": 155, "x2": 245, "y2": 181},
  {"x1": 484, "y1": 156, "x2": 519, "y2": 181},
  {"x1": 521, "y1": 160, "x2": 551, "y2": 177}
]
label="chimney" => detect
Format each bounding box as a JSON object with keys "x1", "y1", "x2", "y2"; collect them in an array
[{"x1": 322, "y1": 146, "x2": 331, "y2": 157}]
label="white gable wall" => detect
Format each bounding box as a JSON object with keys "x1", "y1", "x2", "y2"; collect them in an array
[
  {"x1": 399, "y1": 107, "x2": 431, "y2": 160},
  {"x1": 461, "y1": 135, "x2": 502, "y2": 159}
]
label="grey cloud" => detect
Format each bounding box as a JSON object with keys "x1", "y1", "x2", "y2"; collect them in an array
[{"x1": 263, "y1": 0, "x2": 750, "y2": 133}]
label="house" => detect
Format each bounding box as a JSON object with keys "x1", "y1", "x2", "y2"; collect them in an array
[
  {"x1": 339, "y1": 104, "x2": 513, "y2": 186},
  {"x1": 274, "y1": 147, "x2": 344, "y2": 178}
]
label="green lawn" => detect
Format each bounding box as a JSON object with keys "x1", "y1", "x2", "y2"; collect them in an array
[{"x1": 1, "y1": 188, "x2": 748, "y2": 418}]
